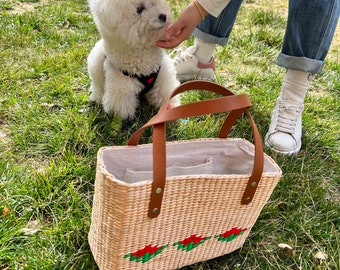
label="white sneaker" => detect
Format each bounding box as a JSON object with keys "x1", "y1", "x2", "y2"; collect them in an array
[
  {"x1": 265, "y1": 97, "x2": 304, "y2": 155},
  {"x1": 174, "y1": 46, "x2": 215, "y2": 82}
]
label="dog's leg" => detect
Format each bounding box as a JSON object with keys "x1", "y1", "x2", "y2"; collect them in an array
[
  {"x1": 146, "y1": 57, "x2": 181, "y2": 108},
  {"x1": 88, "y1": 40, "x2": 106, "y2": 103},
  {"x1": 102, "y1": 62, "x2": 141, "y2": 119}
]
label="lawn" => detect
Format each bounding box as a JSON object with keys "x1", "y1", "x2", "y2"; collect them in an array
[{"x1": 0, "y1": 0, "x2": 339, "y2": 269}]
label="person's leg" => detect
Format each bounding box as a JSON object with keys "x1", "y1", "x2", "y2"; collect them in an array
[
  {"x1": 175, "y1": 0, "x2": 243, "y2": 81},
  {"x1": 194, "y1": 0, "x2": 244, "y2": 46},
  {"x1": 265, "y1": 0, "x2": 340, "y2": 154}
]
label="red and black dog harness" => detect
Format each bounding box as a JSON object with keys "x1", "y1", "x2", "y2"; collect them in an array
[{"x1": 122, "y1": 67, "x2": 161, "y2": 99}]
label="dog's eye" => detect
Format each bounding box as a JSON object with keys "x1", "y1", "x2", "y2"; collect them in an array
[{"x1": 136, "y1": 4, "x2": 145, "y2": 14}]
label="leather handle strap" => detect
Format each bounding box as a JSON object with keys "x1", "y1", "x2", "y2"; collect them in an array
[
  {"x1": 127, "y1": 81, "x2": 264, "y2": 218},
  {"x1": 127, "y1": 94, "x2": 251, "y2": 145},
  {"x1": 169, "y1": 80, "x2": 236, "y2": 98},
  {"x1": 128, "y1": 81, "x2": 250, "y2": 145}
]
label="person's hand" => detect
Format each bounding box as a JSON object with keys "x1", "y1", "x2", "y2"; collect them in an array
[{"x1": 155, "y1": 3, "x2": 206, "y2": 49}]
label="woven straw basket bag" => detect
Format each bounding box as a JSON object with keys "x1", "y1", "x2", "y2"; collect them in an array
[{"x1": 88, "y1": 81, "x2": 282, "y2": 270}]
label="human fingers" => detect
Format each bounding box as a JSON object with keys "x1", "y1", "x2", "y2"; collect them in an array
[
  {"x1": 156, "y1": 3, "x2": 204, "y2": 48},
  {"x1": 155, "y1": 24, "x2": 185, "y2": 48},
  {"x1": 156, "y1": 24, "x2": 194, "y2": 48},
  {"x1": 155, "y1": 36, "x2": 182, "y2": 48},
  {"x1": 165, "y1": 25, "x2": 181, "y2": 40}
]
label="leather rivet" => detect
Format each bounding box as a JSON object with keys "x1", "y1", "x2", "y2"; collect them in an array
[
  {"x1": 246, "y1": 197, "x2": 251, "y2": 203},
  {"x1": 153, "y1": 208, "x2": 159, "y2": 214},
  {"x1": 251, "y1": 182, "x2": 257, "y2": 187},
  {"x1": 155, "y1": 188, "x2": 162, "y2": 194}
]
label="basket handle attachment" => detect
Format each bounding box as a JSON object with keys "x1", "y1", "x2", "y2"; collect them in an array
[{"x1": 128, "y1": 81, "x2": 264, "y2": 218}]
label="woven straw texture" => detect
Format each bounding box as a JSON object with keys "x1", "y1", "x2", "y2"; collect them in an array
[{"x1": 88, "y1": 138, "x2": 282, "y2": 270}]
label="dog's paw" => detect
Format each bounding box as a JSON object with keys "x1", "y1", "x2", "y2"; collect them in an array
[
  {"x1": 168, "y1": 95, "x2": 181, "y2": 108},
  {"x1": 89, "y1": 86, "x2": 104, "y2": 104},
  {"x1": 89, "y1": 92, "x2": 102, "y2": 104},
  {"x1": 102, "y1": 95, "x2": 137, "y2": 120}
]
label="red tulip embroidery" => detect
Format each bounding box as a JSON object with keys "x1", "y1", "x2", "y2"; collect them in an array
[
  {"x1": 173, "y1": 234, "x2": 211, "y2": 252},
  {"x1": 215, "y1": 227, "x2": 247, "y2": 242},
  {"x1": 124, "y1": 227, "x2": 248, "y2": 263},
  {"x1": 124, "y1": 244, "x2": 168, "y2": 263}
]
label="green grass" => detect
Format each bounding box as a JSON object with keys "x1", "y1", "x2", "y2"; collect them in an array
[{"x1": 1, "y1": 0, "x2": 339, "y2": 269}]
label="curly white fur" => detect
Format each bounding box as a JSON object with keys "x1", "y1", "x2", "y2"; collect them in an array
[{"x1": 87, "y1": 0, "x2": 180, "y2": 119}]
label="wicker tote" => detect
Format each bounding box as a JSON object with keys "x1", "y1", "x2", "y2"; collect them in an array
[{"x1": 88, "y1": 81, "x2": 282, "y2": 270}]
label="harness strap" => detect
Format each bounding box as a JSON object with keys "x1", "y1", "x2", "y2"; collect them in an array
[{"x1": 122, "y1": 67, "x2": 161, "y2": 98}]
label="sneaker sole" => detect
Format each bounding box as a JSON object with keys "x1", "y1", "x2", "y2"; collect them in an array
[
  {"x1": 264, "y1": 139, "x2": 301, "y2": 155},
  {"x1": 177, "y1": 73, "x2": 215, "y2": 82}
]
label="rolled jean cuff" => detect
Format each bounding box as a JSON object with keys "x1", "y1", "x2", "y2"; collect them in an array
[
  {"x1": 193, "y1": 28, "x2": 229, "y2": 46},
  {"x1": 277, "y1": 53, "x2": 324, "y2": 74}
]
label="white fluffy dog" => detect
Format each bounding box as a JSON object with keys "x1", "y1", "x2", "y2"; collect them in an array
[{"x1": 87, "y1": 0, "x2": 180, "y2": 119}]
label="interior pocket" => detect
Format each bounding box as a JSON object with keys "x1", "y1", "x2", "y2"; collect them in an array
[{"x1": 123, "y1": 157, "x2": 213, "y2": 183}]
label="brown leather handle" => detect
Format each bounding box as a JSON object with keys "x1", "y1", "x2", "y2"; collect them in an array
[{"x1": 127, "y1": 81, "x2": 264, "y2": 218}]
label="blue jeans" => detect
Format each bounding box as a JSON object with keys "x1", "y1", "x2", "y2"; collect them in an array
[{"x1": 194, "y1": 0, "x2": 340, "y2": 74}]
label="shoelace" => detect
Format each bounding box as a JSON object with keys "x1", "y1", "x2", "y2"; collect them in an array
[
  {"x1": 173, "y1": 49, "x2": 194, "y2": 65},
  {"x1": 274, "y1": 100, "x2": 303, "y2": 134}
]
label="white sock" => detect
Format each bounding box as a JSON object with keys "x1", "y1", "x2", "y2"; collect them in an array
[
  {"x1": 280, "y1": 69, "x2": 312, "y2": 104},
  {"x1": 194, "y1": 38, "x2": 216, "y2": 63}
]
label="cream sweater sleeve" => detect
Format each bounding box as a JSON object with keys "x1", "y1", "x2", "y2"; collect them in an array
[{"x1": 197, "y1": 0, "x2": 232, "y2": 17}]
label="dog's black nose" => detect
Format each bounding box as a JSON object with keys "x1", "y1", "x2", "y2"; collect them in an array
[{"x1": 159, "y1": 14, "x2": 166, "y2": 23}]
